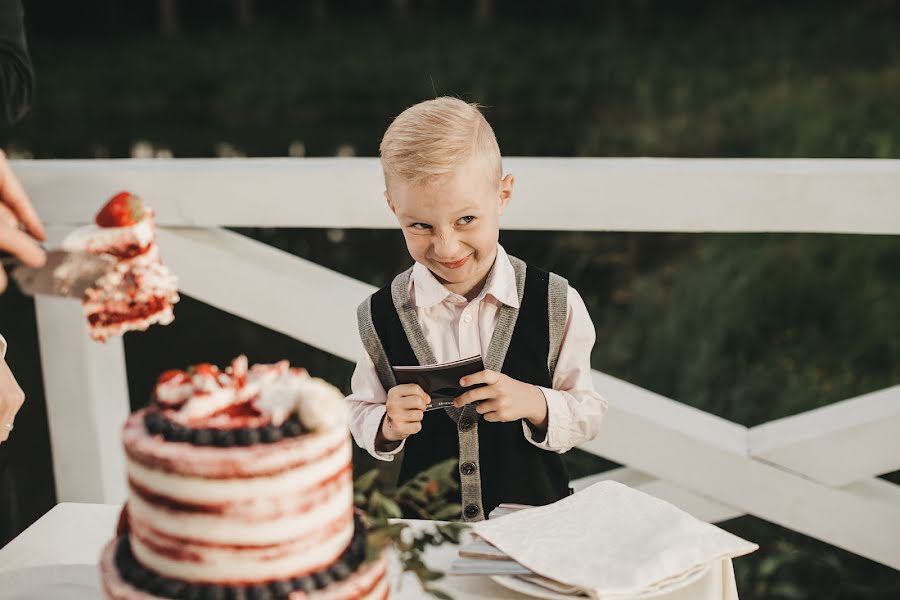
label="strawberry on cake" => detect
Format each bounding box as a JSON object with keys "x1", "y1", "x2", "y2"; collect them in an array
[
  {"x1": 62, "y1": 191, "x2": 179, "y2": 342},
  {"x1": 100, "y1": 357, "x2": 390, "y2": 600}
]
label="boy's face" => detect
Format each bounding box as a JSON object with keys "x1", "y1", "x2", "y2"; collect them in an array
[{"x1": 386, "y1": 158, "x2": 513, "y2": 299}]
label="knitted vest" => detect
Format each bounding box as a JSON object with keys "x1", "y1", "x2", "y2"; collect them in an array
[{"x1": 357, "y1": 255, "x2": 571, "y2": 521}]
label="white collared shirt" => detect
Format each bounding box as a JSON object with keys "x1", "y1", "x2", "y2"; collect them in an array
[{"x1": 348, "y1": 245, "x2": 607, "y2": 460}]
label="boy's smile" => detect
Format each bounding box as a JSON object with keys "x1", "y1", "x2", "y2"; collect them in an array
[{"x1": 386, "y1": 157, "x2": 513, "y2": 301}]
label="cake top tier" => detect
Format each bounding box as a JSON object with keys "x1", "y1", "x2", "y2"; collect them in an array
[{"x1": 151, "y1": 356, "x2": 349, "y2": 437}]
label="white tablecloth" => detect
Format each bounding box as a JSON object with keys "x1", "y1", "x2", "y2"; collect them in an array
[{"x1": 0, "y1": 503, "x2": 739, "y2": 599}]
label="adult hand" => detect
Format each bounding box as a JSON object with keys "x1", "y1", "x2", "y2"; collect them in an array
[
  {"x1": 376, "y1": 383, "x2": 429, "y2": 450},
  {"x1": 453, "y1": 369, "x2": 549, "y2": 430},
  {"x1": 0, "y1": 149, "x2": 46, "y2": 293},
  {"x1": 0, "y1": 357, "x2": 24, "y2": 444}
]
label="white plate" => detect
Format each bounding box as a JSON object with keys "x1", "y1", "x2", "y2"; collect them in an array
[
  {"x1": 0, "y1": 564, "x2": 102, "y2": 600},
  {"x1": 491, "y1": 562, "x2": 710, "y2": 600}
]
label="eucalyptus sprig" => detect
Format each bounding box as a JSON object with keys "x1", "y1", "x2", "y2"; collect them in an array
[{"x1": 354, "y1": 459, "x2": 468, "y2": 600}]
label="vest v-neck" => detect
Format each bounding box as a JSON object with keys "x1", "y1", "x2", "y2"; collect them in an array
[{"x1": 390, "y1": 256, "x2": 528, "y2": 423}]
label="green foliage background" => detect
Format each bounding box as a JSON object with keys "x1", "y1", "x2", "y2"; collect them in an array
[{"x1": 0, "y1": 2, "x2": 898, "y2": 598}]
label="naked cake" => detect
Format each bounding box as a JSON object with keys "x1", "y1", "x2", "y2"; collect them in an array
[{"x1": 100, "y1": 357, "x2": 389, "y2": 600}]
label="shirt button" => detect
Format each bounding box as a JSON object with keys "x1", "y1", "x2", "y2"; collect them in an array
[
  {"x1": 460, "y1": 461, "x2": 477, "y2": 476},
  {"x1": 464, "y1": 314, "x2": 473, "y2": 323},
  {"x1": 464, "y1": 504, "x2": 480, "y2": 519},
  {"x1": 459, "y1": 418, "x2": 475, "y2": 432}
]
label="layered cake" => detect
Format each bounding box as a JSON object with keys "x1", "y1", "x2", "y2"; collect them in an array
[
  {"x1": 62, "y1": 191, "x2": 179, "y2": 341},
  {"x1": 100, "y1": 357, "x2": 389, "y2": 600}
]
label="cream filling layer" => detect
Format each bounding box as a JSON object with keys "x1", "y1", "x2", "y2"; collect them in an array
[
  {"x1": 127, "y1": 480, "x2": 353, "y2": 545},
  {"x1": 130, "y1": 517, "x2": 354, "y2": 583},
  {"x1": 126, "y1": 438, "x2": 351, "y2": 503}
]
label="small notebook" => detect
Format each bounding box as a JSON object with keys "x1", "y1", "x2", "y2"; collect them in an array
[{"x1": 392, "y1": 355, "x2": 487, "y2": 411}]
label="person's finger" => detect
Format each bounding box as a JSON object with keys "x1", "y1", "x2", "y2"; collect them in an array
[
  {"x1": 0, "y1": 265, "x2": 7, "y2": 294},
  {"x1": 459, "y1": 369, "x2": 501, "y2": 388},
  {"x1": 396, "y1": 394, "x2": 428, "y2": 411},
  {"x1": 0, "y1": 202, "x2": 17, "y2": 228},
  {"x1": 396, "y1": 409, "x2": 424, "y2": 424},
  {"x1": 391, "y1": 383, "x2": 428, "y2": 398},
  {"x1": 453, "y1": 384, "x2": 495, "y2": 407},
  {"x1": 475, "y1": 399, "x2": 499, "y2": 415},
  {"x1": 395, "y1": 421, "x2": 422, "y2": 436},
  {"x1": 0, "y1": 153, "x2": 45, "y2": 241},
  {"x1": 0, "y1": 222, "x2": 46, "y2": 267}
]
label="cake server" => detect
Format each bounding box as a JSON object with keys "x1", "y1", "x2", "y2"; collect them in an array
[{"x1": 3, "y1": 249, "x2": 115, "y2": 298}]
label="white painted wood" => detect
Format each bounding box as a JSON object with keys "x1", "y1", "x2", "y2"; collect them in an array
[
  {"x1": 15, "y1": 158, "x2": 900, "y2": 233},
  {"x1": 33, "y1": 296, "x2": 130, "y2": 504},
  {"x1": 572, "y1": 468, "x2": 744, "y2": 523},
  {"x1": 573, "y1": 470, "x2": 900, "y2": 527},
  {"x1": 749, "y1": 385, "x2": 900, "y2": 486},
  {"x1": 156, "y1": 227, "x2": 376, "y2": 362},
  {"x1": 582, "y1": 372, "x2": 900, "y2": 570}
]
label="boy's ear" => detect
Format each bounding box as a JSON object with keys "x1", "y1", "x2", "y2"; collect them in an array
[
  {"x1": 498, "y1": 174, "x2": 514, "y2": 215},
  {"x1": 384, "y1": 190, "x2": 397, "y2": 215}
]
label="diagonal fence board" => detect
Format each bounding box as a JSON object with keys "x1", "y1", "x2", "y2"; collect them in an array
[
  {"x1": 571, "y1": 468, "x2": 745, "y2": 523},
  {"x1": 749, "y1": 385, "x2": 900, "y2": 487},
  {"x1": 584, "y1": 372, "x2": 900, "y2": 570},
  {"x1": 156, "y1": 227, "x2": 375, "y2": 363},
  {"x1": 17, "y1": 157, "x2": 900, "y2": 233},
  {"x1": 575, "y1": 470, "x2": 900, "y2": 527}
]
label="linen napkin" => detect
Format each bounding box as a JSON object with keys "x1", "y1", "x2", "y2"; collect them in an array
[{"x1": 472, "y1": 481, "x2": 757, "y2": 599}]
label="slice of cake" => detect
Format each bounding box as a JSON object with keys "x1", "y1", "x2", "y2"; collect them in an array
[
  {"x1": 62, "y1": 191, "x2": 179, "y2": 342},
  {"x1": 99, "y1": 357, "x2": 389, "y2": 600}
]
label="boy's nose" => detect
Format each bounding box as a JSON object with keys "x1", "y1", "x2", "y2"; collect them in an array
[{"x1": 432, "y1": 232, "x2": 461, "y2": 259}]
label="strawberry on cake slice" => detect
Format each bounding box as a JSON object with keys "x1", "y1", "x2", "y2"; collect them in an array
[{"x1": 62, "y1": 191, "x2": 179, "y2": 342}]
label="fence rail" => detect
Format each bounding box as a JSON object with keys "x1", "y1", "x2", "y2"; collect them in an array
[{"x1": 16, "y1": 157, "x2": 900, "y2": 571}]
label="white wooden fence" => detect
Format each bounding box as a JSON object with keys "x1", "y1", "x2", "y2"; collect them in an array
[{"x1": 14, "y1": 157, "x2": 900, "y2": 571}]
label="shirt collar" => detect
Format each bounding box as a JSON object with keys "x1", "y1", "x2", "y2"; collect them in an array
[{"x1": 410, "y1": 245, "x2": 520, "y2": 309}]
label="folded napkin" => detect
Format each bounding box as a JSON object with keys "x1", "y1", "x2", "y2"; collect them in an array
[{"x1": 472, "y1": 481, "x2": 757, "y2": 599}]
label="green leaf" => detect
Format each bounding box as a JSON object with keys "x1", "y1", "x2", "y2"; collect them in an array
[{"x1": 432, "y1": 505, "x2": 463, "y2": 521}]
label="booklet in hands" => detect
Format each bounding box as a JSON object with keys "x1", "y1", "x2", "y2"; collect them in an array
[{"x1": 392, "y1": 355, "x2": 487, "y2": 411}]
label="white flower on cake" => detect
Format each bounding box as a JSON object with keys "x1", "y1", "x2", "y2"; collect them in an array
[{"x1": 295, "y1": 377, "x2": 350, "y2": 431}]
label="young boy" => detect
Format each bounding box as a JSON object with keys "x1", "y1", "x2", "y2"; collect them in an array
[{"x1": 348, "y1": 97, "x2": 607, "y2": 522}]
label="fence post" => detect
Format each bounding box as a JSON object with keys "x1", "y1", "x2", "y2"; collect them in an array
[{"x1": 34, "y1": 296, "x2": 129, "y2": 504}]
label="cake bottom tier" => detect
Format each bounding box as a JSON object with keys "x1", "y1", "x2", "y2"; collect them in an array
[{"x1": 100, "y1": 523, "x2": 389, "y2": 600}]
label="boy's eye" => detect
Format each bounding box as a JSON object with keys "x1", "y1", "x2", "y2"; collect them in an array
[
  {"x1": 410, "y1": 223, "x2": 431, "y2": 230},
  {"x1": 457, "y1": 216, "x2": 476, "y2": 225}
]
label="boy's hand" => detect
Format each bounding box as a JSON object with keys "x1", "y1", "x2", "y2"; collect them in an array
[
  {"x1": 453, "y1": 370, "x2": 548, "y2": 430},
  {"x1": 378, "y1": 383, "x2": 430, "y2": 448}
]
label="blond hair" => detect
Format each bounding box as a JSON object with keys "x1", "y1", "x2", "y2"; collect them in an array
[{"x1": 379, "y1": 97, "x2": 502, "y2": 190}]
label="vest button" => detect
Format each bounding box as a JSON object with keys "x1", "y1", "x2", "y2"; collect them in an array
[
  {"x1": 464, "y1": 504, "x2": 480, "y2": 519},
  {"x1": 461, "y1": 461, "x2": 477, "y2": 476},
  {"x1": 459, "y1": 418, "x2": 475, "y2": 432}
]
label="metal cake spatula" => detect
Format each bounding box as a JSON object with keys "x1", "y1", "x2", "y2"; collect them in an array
[{"x1": 3, "y1": 249, "x2": 115, "y2": 298}]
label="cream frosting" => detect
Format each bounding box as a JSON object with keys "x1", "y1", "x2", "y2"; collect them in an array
[{"x1": 152, "y1": 357, "x2": 349, "y2": 433}]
